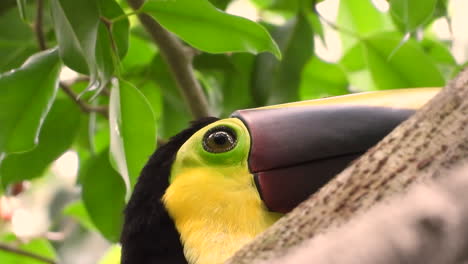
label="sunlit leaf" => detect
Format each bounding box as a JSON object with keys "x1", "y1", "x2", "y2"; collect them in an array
[
  {"x1": 299, "y1": 57, "x2": 349, "y2": 100},
  {"x1": 80, "y1": 149, "x2": 126, "y2": 242},
  {"x1": 0, "y1": 49, "x2": 60, "y2": 155},
  {"x1": 340, "y1": 32, "x2": 445, "y2": 91},
  {"x1": 109, "y1": 80, "x2": 157, "y2": 192},
  {"x1": 390, "y1": 0, "x2": 437, "y2": 32},
  {"x1": 121, "y1": 34, "x2": 157, "y2": 72},
  {"x1": 142, "y1": 0, "x2": 280, "y2": 58},
  {"x1": 0, "y1": 98, "x2": 81, "y2": 186},
  {"x1": 337, "y1": 0, "x2": 393, "y2": 51}
]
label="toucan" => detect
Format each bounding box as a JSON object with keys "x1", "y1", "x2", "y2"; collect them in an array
[{"x1": 120, "y1": 88, "x2": 439, "y2": 264}]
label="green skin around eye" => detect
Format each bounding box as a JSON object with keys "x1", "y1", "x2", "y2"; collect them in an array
[{"x1": 169, "y1": 118, "x2": 251, "y2": 184}]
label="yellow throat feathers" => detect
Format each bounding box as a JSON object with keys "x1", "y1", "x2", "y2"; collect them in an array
[{"x1": 163, "y1": 167, "x2": 280, "y2": 264}]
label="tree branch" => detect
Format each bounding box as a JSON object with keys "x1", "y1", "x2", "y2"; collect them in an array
[
  {"x1": 127, "y1": 0, "x2": 211, "y2": 119},
  {"x1": 59, "y1": 82, "x2": 109, "y2": 118},
  {"x1": 34, "y1": 0, "x2": 47, "y2": 51},
  {"x1": 266, "y1": 165, "x2": 468, "y2": 264},
  {"x1": 228, "y1": 70, "x2": 468, "y2": 263},
  {"x1": 0, "y1": 243, "x2": 56, "y2": 264}
]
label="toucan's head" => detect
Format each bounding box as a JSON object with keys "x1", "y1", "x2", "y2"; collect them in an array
[{"x1": 120, "y1": 89, "x2": 439, "y2": 264}]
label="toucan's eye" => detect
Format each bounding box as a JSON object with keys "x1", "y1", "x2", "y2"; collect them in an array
[{"x1": 203, "y1": 126, "x2": 237, "y2": 153}]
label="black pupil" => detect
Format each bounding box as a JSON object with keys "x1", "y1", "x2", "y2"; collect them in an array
[
  {"x1": 203, "y1": 126, "x2": 237, "y2": 153},
  {"x1": 212, "y1": 132, "x2": 228, "y2": 145}
]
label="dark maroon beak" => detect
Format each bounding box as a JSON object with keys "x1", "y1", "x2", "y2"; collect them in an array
[{"x1": 232, "y1": 104, "x2": 415, "y2": 213}]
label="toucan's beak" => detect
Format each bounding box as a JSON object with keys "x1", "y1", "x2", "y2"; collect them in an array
[{"x1": 231, "y1": 89, "x2": 438, "y2": 213}]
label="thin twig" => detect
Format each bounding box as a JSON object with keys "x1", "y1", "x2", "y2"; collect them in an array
[
  {"x1": 127, "y1": 0, "x2": 211, "y2": 119},
  {"x1": 314, "y1": 8, "x2": 361, "y2": 40},
  {"x1": 34, "y1": 0, "x2": 47, "y2": 51},
  {"x1": 74, "y1": 76, "x2": 91, "y2": 83},
  {"x1": 60, "y1": 82, "x2": 109, "y2": 118},
  {"x1": 99, "y1": 16, "x2": 118, "y2": 55},
  {"x1": 0, "y1": 243, "x2": 56, "y2": 264}
]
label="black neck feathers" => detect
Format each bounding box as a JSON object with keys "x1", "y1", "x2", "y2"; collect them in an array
[{"x1": 120, "y1": 117, "x2": 219, "y2": 264}]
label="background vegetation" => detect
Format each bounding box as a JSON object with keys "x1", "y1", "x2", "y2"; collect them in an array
[{"x1": 0, "y1": 0, "x2": 464, "y2": 263}]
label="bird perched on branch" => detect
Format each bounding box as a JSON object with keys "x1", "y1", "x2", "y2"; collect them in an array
[{"x1": 120, "y1": 88, "x2": 439, "y2": 264}]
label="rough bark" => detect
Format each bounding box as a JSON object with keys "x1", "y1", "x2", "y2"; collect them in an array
[
  {"x1": 227, "y1": 69, "x2": 468, "y2": 263},
  {"x1": 264, "y1": 165, "x2": 468, "y2": 264}
]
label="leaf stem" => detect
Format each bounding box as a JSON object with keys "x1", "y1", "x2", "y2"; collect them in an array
[
  {"x1": 99, "y1": 16, "x2": 122, "y2": 77},
  {"x1": 0, "y1": 243, "x2": 56, "y2": 264},
  {"x1": 314, "y1": 8, "x2": 361, "y2": 40},
  {"x1": 110, "y1": 10, "x2": 142, "y2": 23},
  {"x1": 60, "y1": 82, "x2": 109, "y2": 118},
  {"x1": 127, "y1": 0, "x2": 211, "y2": 119},
  {"x1": 34, "y1": 0, "x2": 47, "y2": 51}
]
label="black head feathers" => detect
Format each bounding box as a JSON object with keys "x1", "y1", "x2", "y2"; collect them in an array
[{"x1": 120, "y1": 117, "x2": 220, "y2": 264}]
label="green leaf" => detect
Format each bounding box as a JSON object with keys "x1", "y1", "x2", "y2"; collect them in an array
[
  {"x1": 0, "y1": 98, "x2": 81, "y2": 186},
  {"x1": 208, "y1": 0, "x2": 232, "y2": 10},
  {"x1": 299, "y1": 57, "x2": 349, "y2": 100},
  {"x1": 142, "y1": 0, "x2": 281, "y2": 58},
  {"x1": 433, "y1": 0, "x2": 448, "y2": 19},
  {"x1": 0, "y1": 5, "x2": 37, "y2": 72},
  {"x1": 109, "y1": 80, "x2": 157, "y2": 192},
  {"x1": 250, "y1": 0, "x2": 314, "y2": 13},
  {"x1": 63, "y1": 200, "x2": 97, "y2": 231},
  {"x1": 269, "y1": 0, "x2": 300, "y2": 13},
  {"x1": 421, "y1": 38, "x2": 458, "y2": 80},
  {"x1": 340, "y1": 32, "x2": 445, "y2": 91},
  {"x1": 306, "y1": 9, "x2": 324, "y2": 44},
  {"x1": 15, "y1": 0, "x2": 28, "y2": 21},
  {"x1": 50, "y1": 0, "x2": 129, "y2": 92},
  {"x1": 0, "y1": 235, "x2": 56, "y2": 264},
  {"x1": 121, "y1": 34, "x2": 157, "y2": 72},
  {"x1": 194, "y1": 53, "x2": 256, "y2": 116},
  {"x1": 250, "y1": 0, "x2": 274, "y2": 9},
  {"x1": 98, "y1": 245, "x2": 121, "y2": 264},
  {"x1": 252, "y1": 13, "x2": 314, "y2": 105},
  {"x1": 160, "y1": 98, "x2": 191, "y2": 138},
  {"x1": 390, "y1": 0, "x2": 437, "y2": 32},
  {"x1": 80, "y1": 149, "x2": 126, "y2": 242},
  {"x1": 0, "y1": 0, "x2": 17, "y2": 14},
  {"x1": 219, "y1": 53, "x2": 256, "y2": 115},
  {"x1": 138, "y1": 81, "x2": 163, "y2": 122},
  {"x1": 0, "y1": 49, "x2": 60, "y2": 155},
  {"x1": 337, "y1": 0, "x2": 393, "y2": 51},
  {"x1": 340, "y1": 42, "x2": 375, "y2": 91}
]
